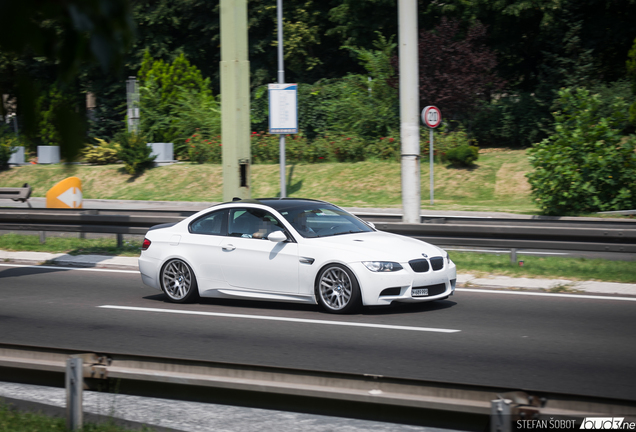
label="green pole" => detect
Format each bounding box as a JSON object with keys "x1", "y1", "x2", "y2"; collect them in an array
[{"x1": 220, "y1": 0, "x2": 251, "y2": 201}]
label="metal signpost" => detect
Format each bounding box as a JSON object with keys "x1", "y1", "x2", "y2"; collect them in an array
[
  {"x1": 422, "y1": 106, "x2": 441, "y2": 205},
  {"x1": 269, "y1": 0, "x2": 299, "y2": 198}
]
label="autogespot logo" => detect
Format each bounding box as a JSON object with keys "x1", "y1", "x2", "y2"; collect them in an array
[{"x1": 580, "y1": 418, "x2": 636, "y2": 430}]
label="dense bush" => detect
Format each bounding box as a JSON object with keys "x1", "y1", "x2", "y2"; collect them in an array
[
  {"x1": 82, "y1": 139, "x2": 121, "y2": 164},
  {"x1": 424, "y1": 126, "x2": 475, "y2": 158},
  {"x1": 116, "y1": 132, "x2": 156, "y2": 175},
  {"x1": 188, "y1": 130, "x2": 476, "y2": 165},
  {"x1": 187, "y1": 132, "x2": 222, "y2": 164},
  {"x1": 527, "y1": 88, "x2": 636, "y2": 215},
  {"x1": 184, "y1": 132, "x2": 392, "y2": 164},
  {"x1": 250, "y1": 133, "x2": 352, "y2": 164},
  {"x1": 443, "y1": 145, "x2": 479, "y2": 167},
  {"x1": 366, "y1": 135, "x2": 400, "y2": 161}
]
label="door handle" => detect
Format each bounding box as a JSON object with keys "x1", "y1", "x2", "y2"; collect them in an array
[{"x1": 222, "y1": 244, "x2": 236, "y2": 251}]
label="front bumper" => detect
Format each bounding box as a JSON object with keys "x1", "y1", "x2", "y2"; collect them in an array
[{"x1": 350, "y1": 259, "x2": 457, "y2": 306}]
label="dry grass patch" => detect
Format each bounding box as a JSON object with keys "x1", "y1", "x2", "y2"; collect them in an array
[{"x1": 495, "y1": 161, "x2": 533, "y2": 197}]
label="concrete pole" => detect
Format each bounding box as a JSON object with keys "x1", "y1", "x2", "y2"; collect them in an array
[
  {"x1": 277, "y1": 0, "x2": 287, "y2": 198},
  {"x1": 221, "y1": 0, "x2": 251, "y2": 202},
  {"x1": 398, "y1": 0, "x2": 420, "y2": 224}
]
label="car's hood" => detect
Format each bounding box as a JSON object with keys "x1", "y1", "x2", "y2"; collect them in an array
[{"x1": 303, "y1": 231, "x2": 445, "y2": 262}]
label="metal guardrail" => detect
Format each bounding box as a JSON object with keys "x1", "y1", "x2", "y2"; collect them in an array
[
  {"x1": 0, "y1": 208, "x2": 635, "y2": 253},
  {"x1": 0, "y1": 343, "x2": 634, "y2": 431}
]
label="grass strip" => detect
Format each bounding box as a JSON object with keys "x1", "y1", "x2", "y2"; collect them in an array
[
  {"x1": 0, "y1": 402, "x2": 148, "y2": 432},
  {"x1": 0, "y1": 150, "x2": 539, "y2": 213},
  {"x1": 0, "y1": 234, "x2": 142, "y2": 256},
  {"x1": 449, "y1": 251, "x2": 636, "y2": 284}
]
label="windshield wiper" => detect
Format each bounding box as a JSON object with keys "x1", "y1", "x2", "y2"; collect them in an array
[{"x1": 330, "y1": 230, "x2": 365, "y2": 236}]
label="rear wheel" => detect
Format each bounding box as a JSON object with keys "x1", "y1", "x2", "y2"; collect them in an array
[
  {"x1": 160, "y1": 259, "x2": 199, "y2": 303},
  {"x1": 315, "y1": 264, "x2": 361, "y2": 314}
]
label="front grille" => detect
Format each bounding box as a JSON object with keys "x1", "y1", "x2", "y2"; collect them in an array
[
  {"x1": 430, "y1": 256, "x2": 444, "y2": 271},
  {"x1": 409, "y1": 259, "x2": 430, "y2": 273},
  {"x1": 412, "y1": 282, "x2": 447, "y2": 297}
]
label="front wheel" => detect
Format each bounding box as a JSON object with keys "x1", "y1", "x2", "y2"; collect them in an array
[
  {"x1": 160, "y1": 259, "x2": 199, "y2": 303},
  {"x1": 315, "y1": 264, "x2": 361, "y2": 314}
]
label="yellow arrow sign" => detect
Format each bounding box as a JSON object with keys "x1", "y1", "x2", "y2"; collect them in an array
[{"x1": 46, "y1": 177, "x2": 83, "y2": 208}]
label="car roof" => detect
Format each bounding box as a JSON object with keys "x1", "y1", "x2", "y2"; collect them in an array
[{"x1": 231, "y1": 198, "x2": 336, "y2": 212}]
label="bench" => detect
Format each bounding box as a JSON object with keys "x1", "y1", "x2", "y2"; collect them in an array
[{"x1": 0, "y1": 183, "x2": 32, "y2": 207}]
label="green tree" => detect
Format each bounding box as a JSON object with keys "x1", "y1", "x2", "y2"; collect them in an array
[
  {"x1": 137, "y1": 52, "x2": 218, "y2": 151},
  {"x1": 37, "y1": 84, "x2": 86, "y2": 148},
  {"x1": 0, "y1": 0, "x2": 135, "y2": 160},
  {"x1": 527, "y1": 88, "x2": 636, "y2": 215},
  {"x1": 627, "y1": 37, "x2": 636, "y2": 127}
]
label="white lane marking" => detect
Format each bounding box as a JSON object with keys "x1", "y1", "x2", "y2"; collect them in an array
[
  {"x1": 98, "y1": 305, "x2": 461, "y2": 333},
  {"x1": 456, "y1": 288, "x2": 636, "y2": 302},
  {"x1": 0, "y1": 263, "x2": 139, "y2": 274}
]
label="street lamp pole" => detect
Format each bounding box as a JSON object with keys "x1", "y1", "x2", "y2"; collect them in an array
[{"x1": 398, "y1": 0, "x2": 420, "y2": 224}]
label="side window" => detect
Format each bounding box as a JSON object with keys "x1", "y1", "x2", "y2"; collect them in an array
[
  {"x1": 228, "y1": 208, "x2": 285, "y2": 239},
  {"x1": 189, "y1": 210, "x2": 227, "y2": 236}
]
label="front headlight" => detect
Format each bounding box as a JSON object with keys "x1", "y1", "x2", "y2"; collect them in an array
[{"x1": 362, "y1": 261, "x2": 403, "y2": 272}]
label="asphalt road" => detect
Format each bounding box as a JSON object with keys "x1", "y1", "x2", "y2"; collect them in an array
[{"x1": 1, "y1": 263, "x2": 635, "y2": 402}]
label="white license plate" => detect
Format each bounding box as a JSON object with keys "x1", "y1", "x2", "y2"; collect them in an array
[{"x1": 412, "y1": 288, "x2": 429, "y2": 297}]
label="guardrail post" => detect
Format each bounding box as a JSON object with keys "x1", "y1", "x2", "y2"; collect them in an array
[
  {"x1": 66, "y1": 356, "x2": 83, "y2": 431},
  {"x1": 510, "y1": 248, "x2": 517, "y2": 265},
  {"x1": 116, "y1": 233, "x2": 123, "y2": 248},
  {"x1": 39, "y1": 231, "x2": 46, "y2": 244},
  {"x1": 491, "y1": 398, "x2": 512, "y2": 432}
]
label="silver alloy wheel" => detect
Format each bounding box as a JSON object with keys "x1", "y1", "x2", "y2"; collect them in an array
[
  {"x1": 319, "y1": 266, "x2": 353, "y2": 311},
  {"x1": 162, "y1": 259, "x2": 194, "y2": 301}
]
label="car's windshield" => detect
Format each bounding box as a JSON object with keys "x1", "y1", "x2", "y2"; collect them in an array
[{"x1": 279, "y1": 205, "x2": 374, "y2": 238}]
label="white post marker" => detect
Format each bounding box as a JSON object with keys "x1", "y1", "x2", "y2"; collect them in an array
[{"x1": 422, "y1": 106, "x2": 441, "y2": 205}]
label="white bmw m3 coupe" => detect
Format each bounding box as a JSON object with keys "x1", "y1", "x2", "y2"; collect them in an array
[{"x1": 138, "y1": 198, "x2": 457, "y2": 313}]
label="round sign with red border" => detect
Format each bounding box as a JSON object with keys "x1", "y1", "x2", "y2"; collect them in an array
[{"x1": 422, "y1": 106, "x2": 442, "y2": 128}]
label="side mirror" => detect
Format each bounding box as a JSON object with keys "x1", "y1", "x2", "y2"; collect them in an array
[
  {"x1": 267, "y1": 231, "x2": 288, "y2": 243},
  {"x1": 366, "y1": 221, "x2": 376, "y2": 229}
]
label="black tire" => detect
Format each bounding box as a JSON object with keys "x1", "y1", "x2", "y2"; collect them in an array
[
  {"x1": 160, "y1": 259, "x2": 200, "y2": 303},
  {"x1": 315, "y1": 264, "x2": 361, "y2": 314}
]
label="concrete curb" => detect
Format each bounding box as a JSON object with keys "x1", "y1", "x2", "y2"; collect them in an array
[{"x1": 457, "y1": 274, "x2": 636, "y2": 296}]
